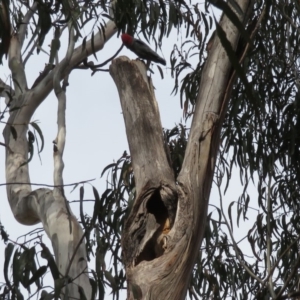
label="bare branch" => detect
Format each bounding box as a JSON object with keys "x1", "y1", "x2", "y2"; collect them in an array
[
  {"x1": 0, "y1": 178, "x2": 95, "y2": 188},
  {"x1": 27, "y1": 20, "x2": 117, "y2": 118},
  {"x1": 66, "y1": 21, "x2": 117, "y2": 72},
  {"x1": 53, "y1": 24, "x2": 75, "y2": 189},
  {"x1": 23, "y1": 38, "x2": 38, "y2": 66},
  {"x1": 74, "y1": 44, "x2": 124, "y2": 74},
  {"x1": 19, "y1": 3, "x2": 38, "y2": 48},
  {"x1": 9, "y1": 36, "x2": 28, "y2": 95}
]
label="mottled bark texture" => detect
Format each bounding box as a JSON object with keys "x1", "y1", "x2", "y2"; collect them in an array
[
  {"x1": 3, "y1": 20, "x2": 117, "y2": 299},
  {"x1": 110, "y1": 1, "x2": 252, "y2": 299}
]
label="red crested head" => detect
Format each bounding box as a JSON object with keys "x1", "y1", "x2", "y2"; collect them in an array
[{"x1": 121, "y1": 33, "x2": 134, "y2": 46}]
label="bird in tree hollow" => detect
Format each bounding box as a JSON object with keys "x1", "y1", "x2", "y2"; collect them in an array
[{"x1": 121, "y1": 34, "x2": 166, "y2": 66}]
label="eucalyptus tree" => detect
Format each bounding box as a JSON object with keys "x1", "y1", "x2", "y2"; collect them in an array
[
  {"x1": 0, "y1": 1, "x2": 116, "y2": 298},
  {"x1": 1, "y1": 0, "x2": 300, "y2": 299}
]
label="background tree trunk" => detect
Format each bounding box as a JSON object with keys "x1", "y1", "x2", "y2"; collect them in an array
[
  {"x1": 3, "y1": 20, "x2": 117, "y2": 299},
  {"x1": 4, "y1": 95, "x2": 92, "y2": 299}
]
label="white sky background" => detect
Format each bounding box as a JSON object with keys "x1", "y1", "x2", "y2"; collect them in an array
[{"x1": 0, "y1": 8, "x2": 259, "y2": 299}]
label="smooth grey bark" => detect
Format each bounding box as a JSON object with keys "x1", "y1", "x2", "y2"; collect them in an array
[
  {"x1": 3, "y1": 19, "x2": 117, "y2": 299},
  {"x1": 110, "y1": 1, "x2": 252, "y2": 299}
]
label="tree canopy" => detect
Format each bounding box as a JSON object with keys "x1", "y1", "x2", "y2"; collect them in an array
[{"x1": 1, "y1": 0, "x2": 300, "y2": 299}]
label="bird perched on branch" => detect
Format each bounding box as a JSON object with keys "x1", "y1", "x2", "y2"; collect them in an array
[{"x1": 121, "y1": 34, "x2": 166, "y2": 66}]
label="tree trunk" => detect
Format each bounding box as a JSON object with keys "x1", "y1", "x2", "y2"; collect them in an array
[
  {"x1": 3, "y1": 21, "x2": 117, "y2": 299},
  {"x1": 3, "y1": 93, "x2": 92, "y2": 299},
  {"x1": 109, "y1": 1, "x2": 252, "y2": 299}
]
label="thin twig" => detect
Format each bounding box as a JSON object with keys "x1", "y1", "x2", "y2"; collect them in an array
[
  {"x1": 19, "y1": 2, "x2": 38, "y2": 47},
  {"x1": 23, "y1": 38, "x2": 39, "y2": 66},
  {"x1": 0, "y1": 178, "x2": 95, "y2": 188}
]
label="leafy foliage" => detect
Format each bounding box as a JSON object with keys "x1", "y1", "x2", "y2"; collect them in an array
[
  {"x1": 0, "y1": 0, "x2": 11, "y2": 64},
  {"x1": 186, "y1": 1, "x2": 300, "y2": 299},
  {"x1": 164, "y1": 124, "x2": 189, "y2": 177},
  {"x1": 115, "y1": 0, "x2": 206, "y2": 44}
]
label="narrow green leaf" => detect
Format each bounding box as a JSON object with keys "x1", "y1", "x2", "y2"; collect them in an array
[
  {"x1": 16, "y1": 289, "x2": 24, "y2": 300},
  {"x1": 80, "y1": 186, "x2": 87, "y2": 230},
  {"x1": 4, "y1": 243, "x2": 14, "y2": 287},
  {"x1": 89, "y1": 278, "x2": 97, "y2": 300},
  {"x1": 13, "y1": 249, "x2": 21, "y2": 287},
  {"x1": 40, "y1": 290, "x2": 55, "y2": 300},
  {"x1": 100, "y1": 163, "x2": 116, "y2": 177},
  {"x1": 30, "y1": 121, "x2": 44, "y2": 153},
  {"x1": 37, "y1": 3, "x2": 52, "y2": 53},
  {"x1": 228, "y1": 201, "x2": 235, "y2": 231},
  {"x1": 167, "y1": 2, "x2": 175, "y2": 37},
  {"x1": 104, "y1": 270, "x2": 117, "y2": 290},
  {"x1": 41, "y1": 243, "x2": 60, "y2": 280},
  {"x1": 157, "y1": 64, "x2": 164, "y2": 79},
  {"x1": 26, "y1": 265, "x2": 47, "y2": 287},
  {"x1": 91, "y1": 186, "x2": 108, "y2": 226}
]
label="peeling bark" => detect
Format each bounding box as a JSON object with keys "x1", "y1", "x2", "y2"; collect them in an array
[
  {"x1": 3, "y1": 96, "x2": 92, "y2": 299},
  {"x1": 110, "y1": 1, "x2": 252, "y2": 299}
]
